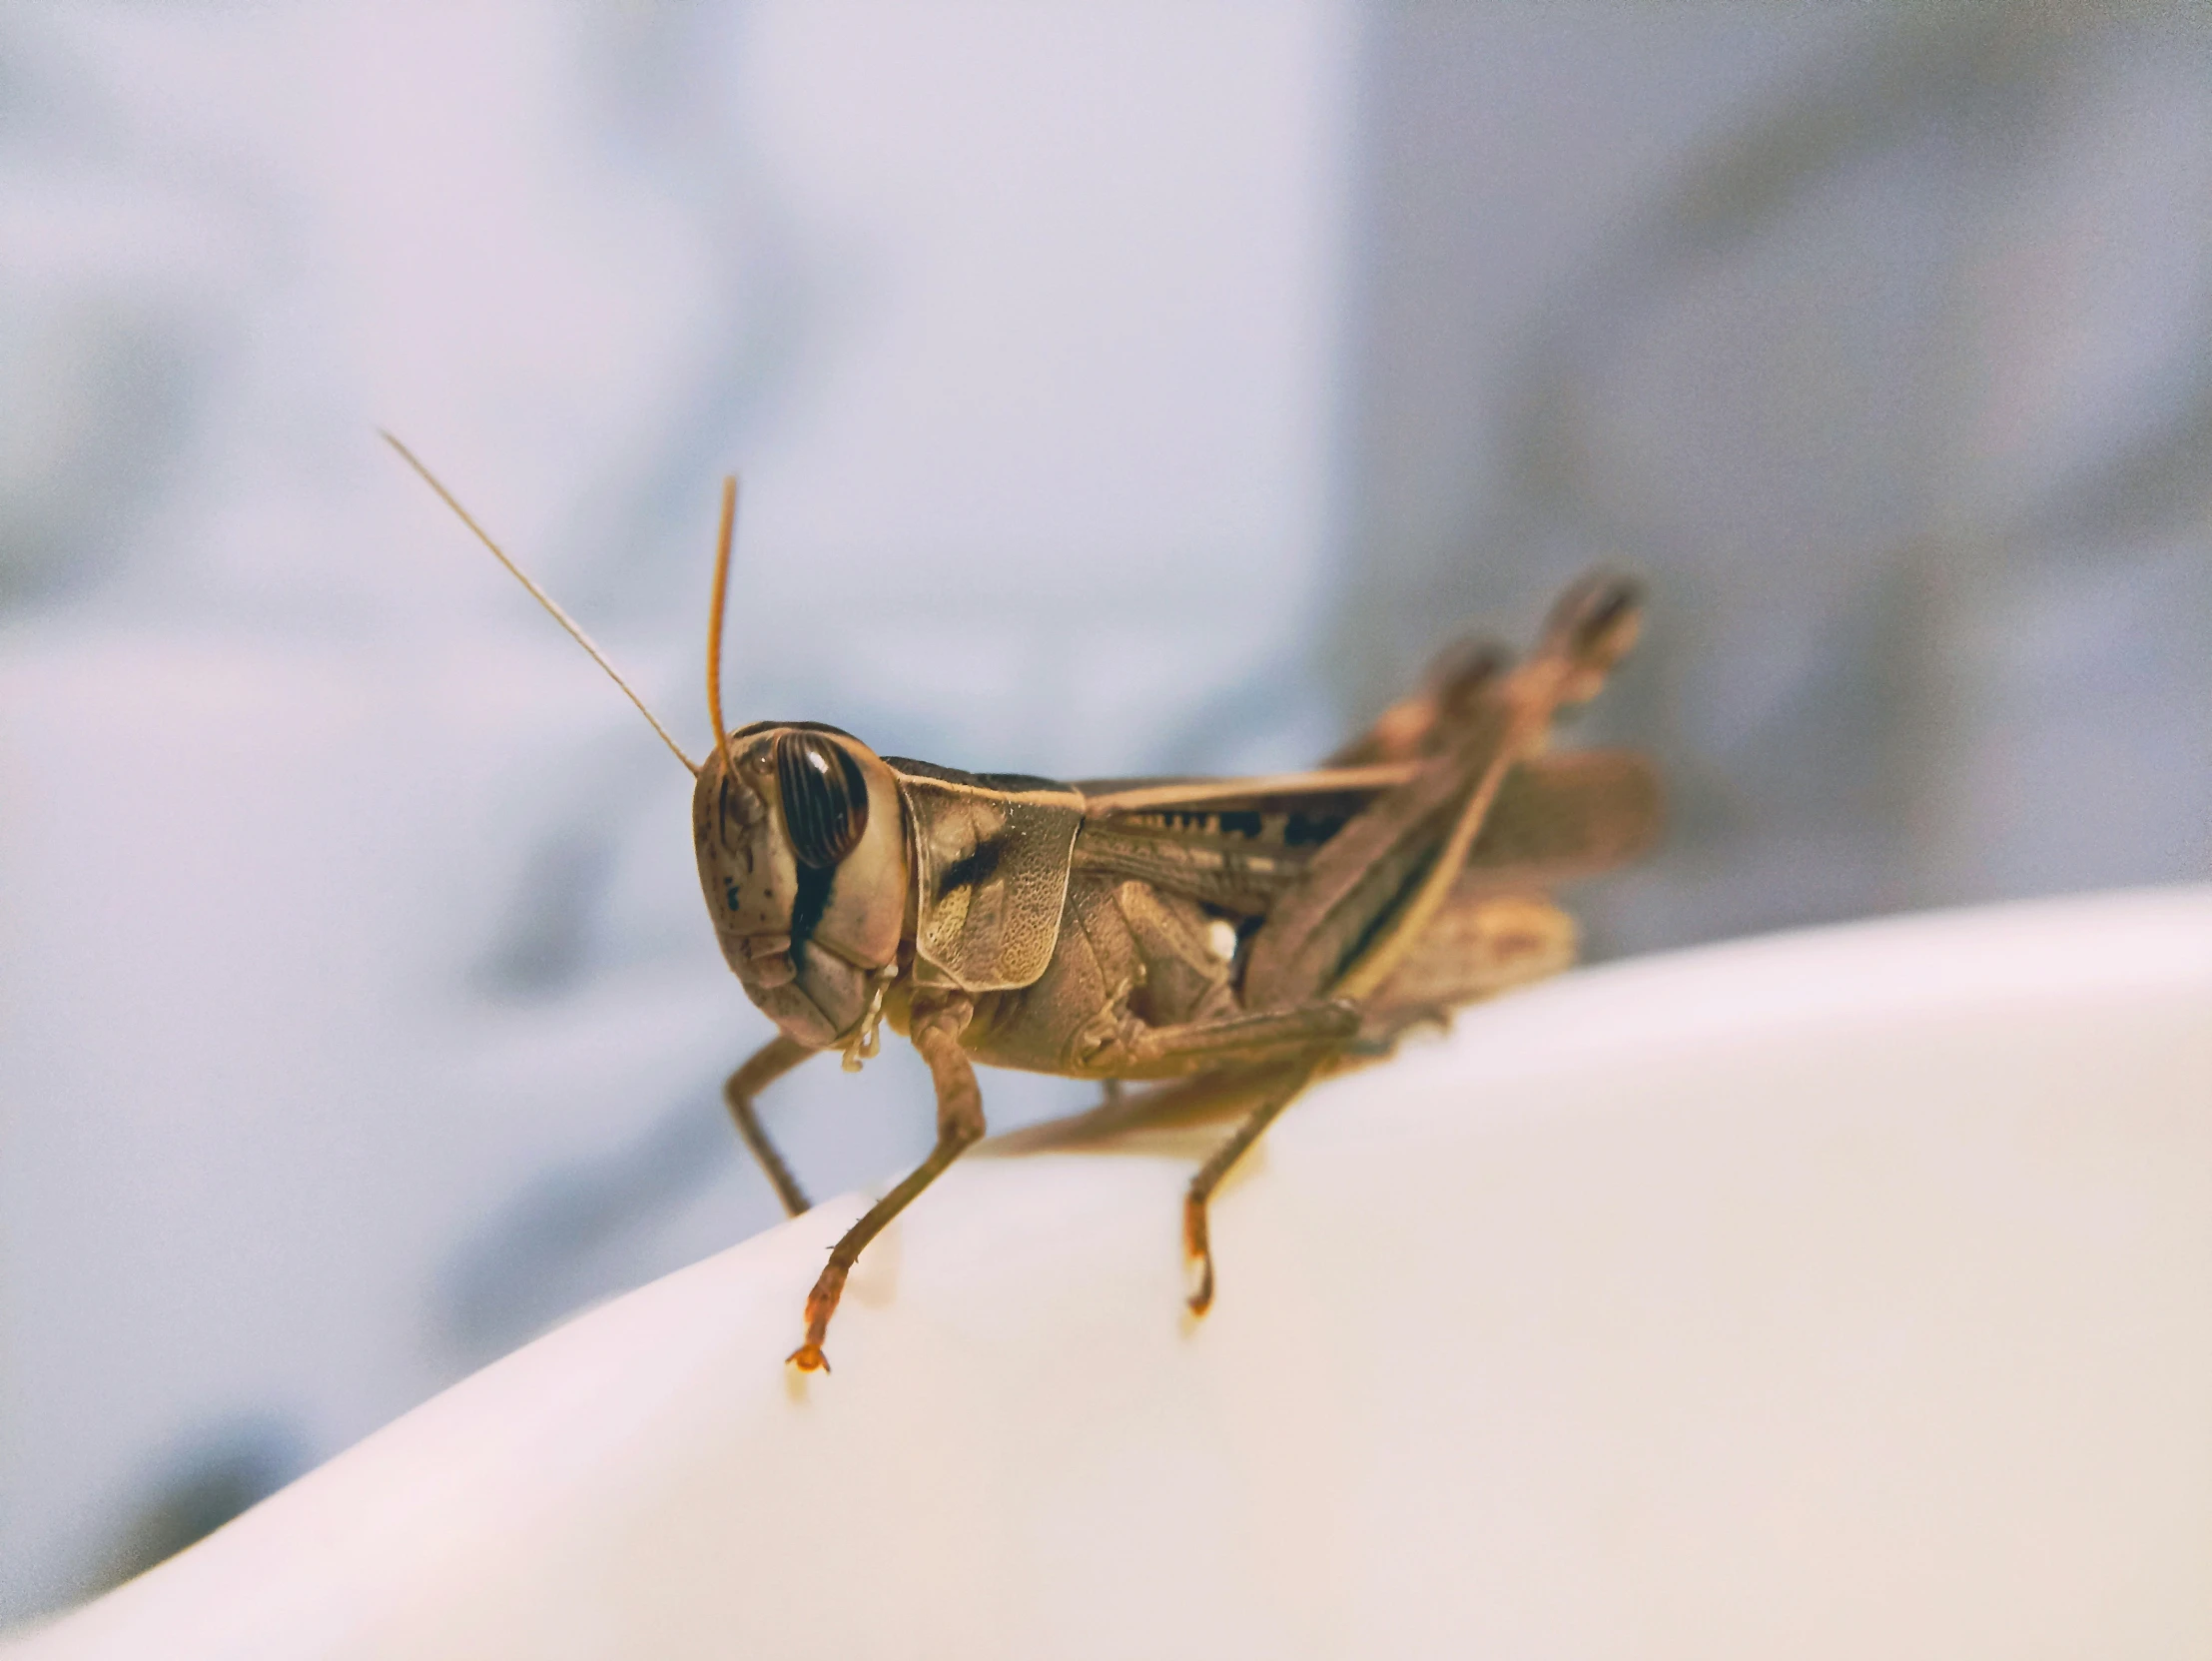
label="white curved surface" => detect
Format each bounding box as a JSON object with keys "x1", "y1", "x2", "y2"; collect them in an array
[{"x1": 16, "y1": 888, "x2": 2212, "y2": 1659}]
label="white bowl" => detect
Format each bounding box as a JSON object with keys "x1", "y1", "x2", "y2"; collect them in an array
[{"x1": 17, "y1": 888, "x2": 2211, "y2": 1659}]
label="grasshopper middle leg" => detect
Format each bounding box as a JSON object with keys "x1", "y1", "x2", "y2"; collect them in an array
[{"x1": 1117, "y1": 1000, "x2": 1358, "y2": 1068}]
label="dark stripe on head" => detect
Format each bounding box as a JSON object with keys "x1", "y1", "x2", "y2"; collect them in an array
[{"x1": 788, "y1": 859, "x2": 835, "y2": 974}]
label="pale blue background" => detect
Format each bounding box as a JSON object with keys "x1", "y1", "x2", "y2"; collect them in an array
[{"x1": 3, "y1": 4, "x2": 2206, "y2": 1623}]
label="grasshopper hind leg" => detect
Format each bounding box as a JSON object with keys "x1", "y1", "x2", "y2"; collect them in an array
[
  {"x1": 1181, "y1": 1058, "x2": 1327, "y2": 1313},
  {"x1": 1182, "y1": 574, "x2": 1642, "y2": 1315},
  {"x1": 1355, "y1": 889, "x2": 1578, "y2": 1046}
]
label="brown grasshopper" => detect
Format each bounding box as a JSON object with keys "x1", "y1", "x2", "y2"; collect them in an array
[{"x1": 384, "y1": 436, "x2": 1659, "y2": 1371}]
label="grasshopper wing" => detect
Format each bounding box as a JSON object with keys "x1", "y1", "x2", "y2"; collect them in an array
[{"x1": 1071, "y1": 751, "x2": 1660, "y2": 915}]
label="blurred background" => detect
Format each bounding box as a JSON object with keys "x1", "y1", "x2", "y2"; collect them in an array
[{"x1": 3, "y1": 2, "x2": 2207, "y2": 1625}]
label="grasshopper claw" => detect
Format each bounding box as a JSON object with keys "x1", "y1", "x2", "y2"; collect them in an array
[
  {"x1": 1185, "y1": 1257, "x2": 1215, "y2": 1316},
  {"x1": 787, "y1": 1342, "x2": 831, "y2": 1373}
]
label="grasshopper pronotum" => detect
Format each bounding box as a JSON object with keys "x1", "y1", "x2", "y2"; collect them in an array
[{"x1": 385, "y1": 436, "x2": 1659, "y2": 1371}]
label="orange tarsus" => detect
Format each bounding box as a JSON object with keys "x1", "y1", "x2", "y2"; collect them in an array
[{"x1": 1183, "y1": 1195, "x2": 1215, "y2": 1314}]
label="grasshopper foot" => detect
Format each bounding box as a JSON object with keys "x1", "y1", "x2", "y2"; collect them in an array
[
  {"x1": 1182, "y1": 1193, "x2": 1215, "y2": 1315},
  {"x1": 788, "y1": 1260, "x2": 847, "y2": 1372}
]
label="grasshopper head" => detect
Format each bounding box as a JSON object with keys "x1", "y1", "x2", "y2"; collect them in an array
[
  {"x1": 378, "y1": 446, "x2": 913, "y2": 1052},
  {"x1": 693, "y1": 722, "x2": 910, "y2": 1048}
]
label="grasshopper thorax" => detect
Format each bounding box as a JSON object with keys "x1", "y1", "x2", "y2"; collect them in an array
[{"x1": 695, "y1": 722, "x2": 910, "y2": 1049}]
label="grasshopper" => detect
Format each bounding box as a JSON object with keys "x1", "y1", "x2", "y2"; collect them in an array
[{"x1": 385, "y1": 436, "x2": 1659, "y2": 1371}]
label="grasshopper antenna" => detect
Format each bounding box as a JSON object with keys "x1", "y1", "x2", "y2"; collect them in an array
[
  {"x1": 380, "y1": 431, "x2": 701, "y2": 777},
  {"x1": 704, "y1": 474, "x2": 739, "y2": 778}
]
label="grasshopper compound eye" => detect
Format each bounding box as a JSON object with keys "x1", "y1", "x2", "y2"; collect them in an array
[{"x1": 774, "y1": 730, "x2": 870, "y2": 867}]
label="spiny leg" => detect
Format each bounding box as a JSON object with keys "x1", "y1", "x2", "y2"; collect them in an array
[
  {"x1": 1242, "y1": 573, "x2": 1642, "y2": 1015},
  {"x1": 723, "y1": 1035, "x2": 818, "y2": 1218},
  {"x1": 1179, "y1": 578, "x2": 1642, "y2": 1310},
  {"x1": 1324, "y1": 635, "x2": 1503, "y2": 767},
  {"x1": 1168, "y1": 703, "x2": 1543, "y2": 1310},
  {"x1": 1182, "y1": 1057, "x2": 1326, "y2": 1314},
  {"x1": 789, "y1": 993, "x2": 983, "y2": 1372}
]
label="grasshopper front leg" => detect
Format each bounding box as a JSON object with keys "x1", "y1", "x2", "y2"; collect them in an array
[
  {"x1": 789, "y1": 991, "x2": 983, "y2": 1372},
  {"x1": 724, "y1": 1036, "x2": 818, "y2": 1218}
]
